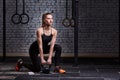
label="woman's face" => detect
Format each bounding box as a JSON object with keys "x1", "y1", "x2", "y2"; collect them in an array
[{"x1": 44, "y1": 14, "x2": 53, "y2": 26}]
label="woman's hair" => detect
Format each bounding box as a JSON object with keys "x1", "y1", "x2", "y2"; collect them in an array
[{"x1": 42, "y1": 12, "x2": 52, "y2": 26}]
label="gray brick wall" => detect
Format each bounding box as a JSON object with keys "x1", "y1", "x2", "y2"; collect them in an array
[
  {"x1": 0, "y1": 0, "x2": 3, "y2": 54},
  {"x1": 0, "y1": 0, "x2": 119, "y2": 57},
  {"x1": 78, "y1": 0, "x2": 119, "y2": 54}
]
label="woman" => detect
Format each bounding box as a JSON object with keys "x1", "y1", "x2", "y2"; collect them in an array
[{"x1": 15, "y1": 13, "x2": 66, "y2": 74}]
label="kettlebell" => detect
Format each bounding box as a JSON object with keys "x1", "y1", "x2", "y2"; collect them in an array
[{"x1": 41, "y1": 64, "x2": 51, "y2": 74}]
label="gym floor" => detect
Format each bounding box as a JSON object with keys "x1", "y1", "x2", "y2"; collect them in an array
[{"x1": 0, "y1": 57, "x2": 120, "y2": 80}]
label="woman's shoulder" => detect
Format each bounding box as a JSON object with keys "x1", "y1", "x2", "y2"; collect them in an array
[
  {"x1": 37, "y1": 27, "x2": 43, "y2": 31},
  {"x1": 36, "y1": 27, "x2": 43, "y2": 34},
  {"x1": 52, "y1": 27, "x2": 57, "y2": 33},
  {"x1": 52, "y1": 28, "x2": 57, "y2": 35},
  {"x1": 37, "y1": 27, "x2": 43, "y2": 30}
]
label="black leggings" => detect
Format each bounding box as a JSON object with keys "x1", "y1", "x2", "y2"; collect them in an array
[{"x1": 23, "y1": 41, "x2": 62, "y2": 72}]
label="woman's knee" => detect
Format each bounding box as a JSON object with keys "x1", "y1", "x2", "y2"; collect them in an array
[
  {"x1": 29, "y1": 40, "x2": 39, "y2": 54},
  {"x1": 54, "y1": 44, "x2": 62, "y2": 51}
]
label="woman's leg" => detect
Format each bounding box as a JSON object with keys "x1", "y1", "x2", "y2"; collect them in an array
[
  {"x1": 53, "y1": 44, "x2": 62, "y2": 66},
  {"x1": 23, "y1": 41, "x2": 41, "y2": 72},
  {"x1": 53, "y1": 44, "x2": 66, "y2": 73}
]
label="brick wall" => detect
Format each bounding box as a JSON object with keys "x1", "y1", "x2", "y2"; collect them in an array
[
  {"x1": 0, "y1": 0, "x2": 119, "y2": 57},
  {"x1": 0, "y1": 0, "x2": 3, "y2": 54},
  {"x1": 78, "y1": 0, "x2": 119, "y2": 56}
]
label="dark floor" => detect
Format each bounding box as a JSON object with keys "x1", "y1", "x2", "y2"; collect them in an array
[{"x1": 0, "y1": 57, "x2": 120, "y2": 80}]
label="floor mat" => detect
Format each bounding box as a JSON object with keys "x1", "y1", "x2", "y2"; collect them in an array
[
  {"x1": 60, "y1": 77, "x2": 104, "y2": 80},
  {"x1": 14, "y1": 75, "x2": 104, "y2": 80}
]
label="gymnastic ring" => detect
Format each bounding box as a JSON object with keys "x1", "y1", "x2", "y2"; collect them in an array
[
  {"x1": 69, "y1": 18, "x2": 75, "y2": 27},
  {"x1": 11, "y1": 14, "x2": 21, "y2": 24},
  {"x1": 62, "y1": 18, "x2": 70, "y2": 27},
  {"x1": 20, "y1": 13, "x2": 29, "y2": 24}
]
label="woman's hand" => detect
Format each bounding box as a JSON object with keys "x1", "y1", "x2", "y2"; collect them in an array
[
  {"x1": 47, "y1": 58, "x2": 52, "y2": 65},
  {"x1": 41, "y1": 58, "x2": 47, "y2": 64}
]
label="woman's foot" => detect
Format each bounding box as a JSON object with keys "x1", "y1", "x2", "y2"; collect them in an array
[
  {"x1": 54, "y1": 66, "x2": 66, "y2": 74},
  {"x1": 15, "y1": 59, "x2": 23, "y2": 71}
]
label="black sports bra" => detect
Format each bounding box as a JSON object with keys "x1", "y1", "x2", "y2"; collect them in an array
[{"x1": 42, "y1": 28, "x2": 53, "y2": 46}]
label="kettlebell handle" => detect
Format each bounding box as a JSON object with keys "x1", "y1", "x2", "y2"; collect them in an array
[{"x1": 41, "y1": 64, "x2": 52, "y2": 68}]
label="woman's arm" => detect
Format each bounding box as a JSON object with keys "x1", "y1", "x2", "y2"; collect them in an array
[
  {"x1": 47, "y1": 28, "x2": 57, "y2": 64},
  {"x1": 37, "y1": 29, "x2": 46, "y2": 64}
]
